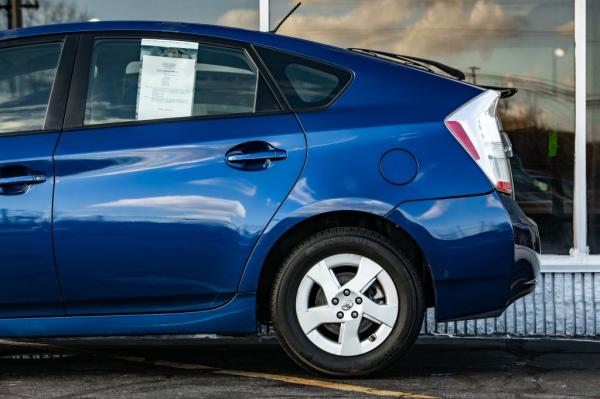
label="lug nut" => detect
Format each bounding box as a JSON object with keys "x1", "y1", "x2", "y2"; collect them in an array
[
  {"x1": 332, "y1": 298, "x2": 339, "y2": 305},
  {"x1": 351, "y1": 311, "x2": 359, "y2": 318},
  {"x1": 343, "y1": 289, "x2": 350, "y2": 296},
  {"x1": 337, "y1": 311, "x2": 344, "y2": 319},
  {"x1": 355, "y1": 297, "x2": 362, "y2": 304}
]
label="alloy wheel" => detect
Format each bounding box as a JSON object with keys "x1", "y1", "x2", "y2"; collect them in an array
[{"x1": 295, "y1": 253, "x2": 399, "y2": 356}]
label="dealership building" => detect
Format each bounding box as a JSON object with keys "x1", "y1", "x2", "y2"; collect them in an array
[{"x1": 10, "y1": 0, "x2": 600, "y2": 337}]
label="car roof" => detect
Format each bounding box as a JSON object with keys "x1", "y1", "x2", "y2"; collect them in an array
[
  {"x1": 0, "y1": 20, "x2": 343, "y2": 58},
  {"x1": 0, "y1": 20, "x2": 256, "y2": 40},
  {"x1": 0, "y1": 20, "x2": 479, "y2": 94}
]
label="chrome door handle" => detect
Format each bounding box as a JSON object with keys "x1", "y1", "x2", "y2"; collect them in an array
[
  {"x1": 0, "y1": 174, "x2": 47, "y2": 185},
  {"x1": 226, "y1": 150, "x2": 287, "y2": 163}
]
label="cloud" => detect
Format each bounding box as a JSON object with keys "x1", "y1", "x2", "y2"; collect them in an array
[
  {"x1": 555, "y1": 20, "x2": 574, "y2": 35},
  {"x1": 416, "y1": 200, "x2": 450, "y2": 221},
  {"x1": 91, "y1": 195, "x2": 246, "y2": 224},
  {"x1": 287, "y1": 177, "x2": 316, "y2": 204},
  {"x1": 274, "y1": 0, "x2": 520, "y2": 57},
  {"x1": 217, "y1": 8, "x2": 259, "y2": 29},
  {"x1": 188, "y1": 178, "x2": 257, "y2": 197}
]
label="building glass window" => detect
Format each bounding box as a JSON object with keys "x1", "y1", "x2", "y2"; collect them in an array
[
  {"x1": 12, "y1": 0, "x2": 260, "y2": 30},
  {"x1": 271, "y1": 0, "x2": 576, "y2": 254},
  {"x1": 587, "y1": 0, "x2": 600, "y2": 252}
]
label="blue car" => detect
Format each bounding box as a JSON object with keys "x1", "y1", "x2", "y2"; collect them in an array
[{"x1": 0, "y1": 21, "x2": 540, "y2": 376}]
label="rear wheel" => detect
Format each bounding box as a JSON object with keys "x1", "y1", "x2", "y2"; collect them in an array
[{"x1": 271, "y1": 227, "x2": 424, "y2": 376}]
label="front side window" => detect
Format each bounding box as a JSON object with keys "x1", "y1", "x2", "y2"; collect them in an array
[
  {"x1": 84, "y1": 38, "x2": 279, "y2": 126},
  {"x1": 0, "y1": 42, "x2": 62, "y2": 134}
]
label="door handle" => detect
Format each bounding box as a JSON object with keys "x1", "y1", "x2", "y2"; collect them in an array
[
  {"x1": 0, "y1": 174, "x2": 46, "y2": 186},
  {"x1": 226, "y1": 150, "x2": 287, "y2": 163},
  {"x1": 225, "y1": 141, "x2": 288, "y2": 171}
]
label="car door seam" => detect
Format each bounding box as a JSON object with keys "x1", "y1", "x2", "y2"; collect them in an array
[
  {"x1": 235, "y1": 112, "x2": 309, "y2": 293},
  {"x1": 50, "y1": 34, "x2": 82, "y2": 315}
]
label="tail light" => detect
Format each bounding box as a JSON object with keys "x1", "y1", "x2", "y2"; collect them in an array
[{"x1": 445, "y1": 90, "x2": 513, "y2": 195}]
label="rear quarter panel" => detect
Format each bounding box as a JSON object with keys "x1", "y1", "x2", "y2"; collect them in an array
[{"x1": 239, "y1": 48, "x2": 494, "y2": 293}]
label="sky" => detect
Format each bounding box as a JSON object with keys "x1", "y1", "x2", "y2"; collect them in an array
[{"x1": 59, "y1": 0, "x2": 259, "y2": 27}]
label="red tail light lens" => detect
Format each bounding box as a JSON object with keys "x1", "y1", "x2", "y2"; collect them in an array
[
  {"x1": 446, "y1": 120, "x2": 480, "y2": 161},
  {"x1": 496, "y1": 181, "x2": 512, "y2": 192}
]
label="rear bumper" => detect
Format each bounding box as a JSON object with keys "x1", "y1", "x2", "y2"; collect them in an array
[
  {"x1": 500, "y1": 194, "x2": 541, "y2": 306},
  {"x1": 386, "y1": 191, "x2": 540, "y2": 322},
  {"x1": 455, "y1": 195, "x2": 541, "y2": 321}
]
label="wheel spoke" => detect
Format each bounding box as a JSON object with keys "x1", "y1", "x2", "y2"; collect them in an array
[
  {"x1": 306, "y1": 260, "x2": 340, "y2": 301},
  {"x1": 343, "y1": 256, "x2": 382, "y2": 294},
  {"x1": 361, "y1": 297, "x2": 398, "y2": 327},
  {"x1": 297, "y1": 305, "x2": 339, "y2": 334},
  {"x1": 296, "y1": 253, "x2": 400, "y2": 357},
  {"x1": 338, "y1": 318, "x2": 362, "y2": 356}
]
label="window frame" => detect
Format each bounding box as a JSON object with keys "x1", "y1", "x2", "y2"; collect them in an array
[
  {"x1": 64, "y1": 31, "x2": 289, "y2": 131},
  {"x1": 0, "y1": 33, "x2": 77, "y2": 136}
]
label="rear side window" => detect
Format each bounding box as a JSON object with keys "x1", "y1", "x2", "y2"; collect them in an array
[
  {"x1": 0, "y1": 42, "x2": 62, "y2": 134},
  {"x1": 84, "y1": 38, "x2": 280, "y2": 126},
  {"x1": 256, "y1": 46, "x2": 352, "y2": 110}
]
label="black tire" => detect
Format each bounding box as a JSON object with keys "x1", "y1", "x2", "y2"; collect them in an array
[{"x1": 271, "y1": 227, "x2": 425, "y2": 377}]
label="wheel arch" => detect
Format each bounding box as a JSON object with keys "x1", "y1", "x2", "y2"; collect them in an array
[{"x1": 254, "y1": 210, "x2": 435, "y2": 324}]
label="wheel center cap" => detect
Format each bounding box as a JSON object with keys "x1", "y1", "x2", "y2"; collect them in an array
[{"x1": 341, "y1": 299, "x2": 354, "y2": 311}]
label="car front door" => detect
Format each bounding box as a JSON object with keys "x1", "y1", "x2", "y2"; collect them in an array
[
  {"x1": 52, "y1": 33, "x2": 305, "y2": 315},
  {"x1": 0, "y1": 35, "x2": 76, "y2": 317}
]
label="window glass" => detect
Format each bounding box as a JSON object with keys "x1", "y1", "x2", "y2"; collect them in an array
[
  {"x1": 84, "y1": 38, "x2": 278, "y2": 126},
  {"x1": 271, "y1": 0, "x2": 575, "y2": 254},
  {"x1": 587, "y1": 0, "x2": 600, "y2": 252},
  {"x1": 256, "y1": 46, "x2": 352, "y2": 110},
  {"x1": 0, "y1": 42, "x2": 62, "y2": 134},
  {"x1": 285, "y1": 63, "x2": 340, "y2": 103}
]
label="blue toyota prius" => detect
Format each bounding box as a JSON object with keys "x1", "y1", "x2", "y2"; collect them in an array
[{"x1": 0, "y1": 21, "x2": 540, "y2": 376}]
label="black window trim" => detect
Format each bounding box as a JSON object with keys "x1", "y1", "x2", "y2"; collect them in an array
[
  {"x1": 64, "y1": 31, "x2": 290, "y2": 131},
  {"x1": 252, "y1": 44, "x2": 355, "y2": 113},
  {"x1": 0, "y1": 34, "x2": 77, "y2": 137}
]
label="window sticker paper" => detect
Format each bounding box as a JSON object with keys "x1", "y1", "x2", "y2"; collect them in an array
[{"x1": 136, "y1": 39, "x2": 199, "y2": 121}]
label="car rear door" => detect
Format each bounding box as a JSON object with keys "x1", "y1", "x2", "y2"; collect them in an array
[
  {"x1": 0, "y1": 35, "x2": 77, "y2": 317},
  {"x1": 52, "y1": 33, "x2": 305, "y2": 315}
]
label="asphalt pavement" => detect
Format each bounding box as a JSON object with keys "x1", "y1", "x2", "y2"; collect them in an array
[{"x1": 1, "y1": 335, "x2": 599, "y2": 398}]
